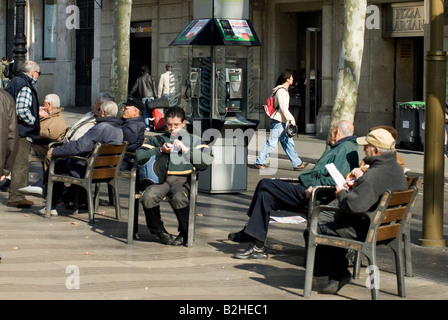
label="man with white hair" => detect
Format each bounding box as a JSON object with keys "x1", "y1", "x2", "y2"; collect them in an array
[
  {"x1": 18, "y1": 94, "x2": 66, "y2": 197},
  {"x1": 307, "y1": 128, "x2": 408, "y2": 295},
  {"x1": 36, "y1": 94, "x2": 66, "y2": 143},
  {"x1": 64, "y1": 92, "x2": 114, "y2": 143},
  {"x1": 6, "y1": 60, "x2": 41, "y2": 208},
  {"x1": 39, "y1": 100, "x2": 124, "y2": 216}
]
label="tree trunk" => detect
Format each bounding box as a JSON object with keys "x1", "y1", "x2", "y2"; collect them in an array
[
  {"x1": 110, "y1": 0, "x2": 132, "y2": 108},
  {"x1": 330, "y1": 0, "x2": 367, "y2": 127}
]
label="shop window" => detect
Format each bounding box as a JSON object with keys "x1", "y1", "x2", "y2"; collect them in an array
[{"x1": 43, "y1": 0, "x2": 57, "y2": 59}]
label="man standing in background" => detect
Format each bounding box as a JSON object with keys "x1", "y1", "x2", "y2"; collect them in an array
[
  {"x1": 129, "y1": 65, "x2": 157, "y2": 131},
  {"x1": 6, "y1": 60, "x2": 41, "y2": 208}
]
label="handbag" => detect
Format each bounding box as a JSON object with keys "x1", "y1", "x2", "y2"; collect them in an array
[
  {"x1": 286, "y1": 122, "x2": 298, "y2": 138},
  {"x1": 137, "y1": 136, "x2": 169, "y2": 189}
]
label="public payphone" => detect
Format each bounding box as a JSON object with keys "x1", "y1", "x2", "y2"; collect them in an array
[
  {"x1": 226, "y1": 67, "x2": 244, "y2": 112},
  {"x1": 190, "y1": 67, "x2": 201, "y2": 98},
  {"x1": 170, "y1": 7, "x2": 261, "y2": 193}
]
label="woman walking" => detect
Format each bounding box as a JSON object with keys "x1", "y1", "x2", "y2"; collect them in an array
[{"x1": 254, "y1": 71, "x2": 308, "y2": 171}]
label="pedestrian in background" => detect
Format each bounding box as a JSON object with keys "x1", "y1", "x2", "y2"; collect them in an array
[
  {"x1": 0, "y1": 57, "x2": 10, "y2": 89},
  {"x1": 254, "y1": 71, "x2": 308, "y2": 171},
  {"x1": 129, "y1": 65, "x2": 157, "y2": 131}
]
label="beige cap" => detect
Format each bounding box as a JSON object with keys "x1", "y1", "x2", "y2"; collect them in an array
[{"x1": 357, "y1": 128, "x2": 396, "y2": 150}]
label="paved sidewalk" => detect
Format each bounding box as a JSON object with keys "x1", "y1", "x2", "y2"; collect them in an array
[{"x1": 0, "y1": 107, "x2": 447, "y2": 305}]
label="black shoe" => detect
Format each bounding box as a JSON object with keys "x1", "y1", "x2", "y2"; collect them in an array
[
  {"x1": 228, "y1": 228, "x2": 254, "y2": 243},
  {"x1": 319, "y1": 270, "x2": 351, "y2": 295},
  {"x1": 0, "y1": 179, "x2": 10, "y2": 192},
  {"x1": 171, "y1": 234, "x2": 186, "y2": 246},
  {"x1": 157, "y1": 231, "x2": 174, "y2": 245},
  {"x1": 233, "y1": 242, "x2": 268, "y2": 260}
]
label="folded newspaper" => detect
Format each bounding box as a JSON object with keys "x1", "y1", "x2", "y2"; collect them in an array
[
  {"x1": 270, "y1": 215, "x2": 307, "y2": 224},
  {"x1": 325, "y1": 163, "x2": 347, "y2": 187}
]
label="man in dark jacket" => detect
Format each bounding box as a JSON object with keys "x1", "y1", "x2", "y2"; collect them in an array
[
  {"x1": 40, "y1": 100, "x2": 124, "y2": 216},
  {"x1": 311, "y1": 128, "x2": 408, "y2": 294},
  {"x1": 228, "y1": 120, "x2": 359, "y2": 259},
  {"x1": 0, "y1": 89, "x2": 18, "y2": 181},
  {"x1": 6, "y1": 60, "x2": 41, "y2": 208},
  {"x1": 129, "y1": 65, "x2": 157, "y2": 131},
  {"x1": 121, "y1": 98, "x2": 145, "y2": 171},
  {"x1": 135, "y1": 106, "x2": 213, "y2": 246}
]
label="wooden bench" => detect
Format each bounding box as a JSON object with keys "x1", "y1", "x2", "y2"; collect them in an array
[
  {"x1": 45, "y1": 142, "x2": 128, "y2": 222},
  {"x1": 303, "y1": 184, "x2": 419, "y2": 300}
]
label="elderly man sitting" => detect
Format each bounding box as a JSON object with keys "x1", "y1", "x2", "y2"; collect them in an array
[
  {"x1": 32, "y1": 94, "x2": 66, "y2": 166},
  {"x1": 18, "y1": 94, "x2": 67, "y2": 196},
  {"x1": 120, "y1": 98, "x2": 145, "y2": 171},
  {"x1": 228, "y1": 120, "x2": 359, "y2": 259},
  {"x1": 38, "y1": 100, "x2": 123, "y2": 216},
  {"x1": 307, "y1": 128, "x2": 408, "y2": 295}
]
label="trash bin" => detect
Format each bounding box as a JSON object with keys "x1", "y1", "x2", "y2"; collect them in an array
[
  {"x1": 396, "y1": 101, "x2": 424, "y2": 150},
  {"x1": 417, "y1": 103, "x2": 425, "y2": 149},
  {"x1": 193, "y1": 117, "x2": 259, "y2": 193}
]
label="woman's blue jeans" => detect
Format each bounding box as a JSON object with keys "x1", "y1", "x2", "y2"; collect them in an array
[{"x1": 255, "y1": 120, "x2": 303, "y2": 168}]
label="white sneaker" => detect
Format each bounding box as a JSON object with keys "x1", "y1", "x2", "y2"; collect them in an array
[
  {"x1": 18, "y1": 185, "x2": 43, "y2": 197},
  {"x1": 38, "y1": 207, "x2": 58, "y2": 216}
]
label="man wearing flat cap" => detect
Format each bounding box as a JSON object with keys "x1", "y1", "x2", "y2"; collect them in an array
[
  {"x1": 306, "y1": 128, "x2": 408, "y2": 295},
  {"x1": 121, "y1": 98, "x2": 146, "y2": 171}
]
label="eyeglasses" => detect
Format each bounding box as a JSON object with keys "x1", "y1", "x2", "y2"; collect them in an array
[
  {"x1": 34, "y1": 71, "x2": 41, "y2": 76},
  {"x1": 165, "y1": 122, "x2": 183, "y2": 129}
]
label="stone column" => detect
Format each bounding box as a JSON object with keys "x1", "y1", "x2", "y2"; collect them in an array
[
  {"x1": 316, "y1": 1, "x2": 334, "y2": 138},
  {"x1": 91, "y1": 1, "x2": 102, "y2": 107},
  {"x1": 54, "y1": 0, "x2": 76, "y2": 107}
]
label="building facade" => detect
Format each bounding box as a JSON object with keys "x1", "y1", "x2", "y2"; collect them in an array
[{"x1": 0, "y1": 0, "x2": 444, "y2": 138}]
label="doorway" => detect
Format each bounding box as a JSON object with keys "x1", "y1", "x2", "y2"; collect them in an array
[
  {"x1": 75, "y1": 0, "x2": 94, "y2": 108},
  {"x1": 128, "y1": 21, "x2": 152, "y2": 94},
  {"x1": 395, "y1": 37, "x2": 424, "y2": 102},
  {"x1": 294, "y1": 12, "x2": 322, "y2": 133}
]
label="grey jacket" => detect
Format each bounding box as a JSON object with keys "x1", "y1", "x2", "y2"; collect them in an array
[{"x1": 333, "y1": 152, "x2": 408, "y2": 240}]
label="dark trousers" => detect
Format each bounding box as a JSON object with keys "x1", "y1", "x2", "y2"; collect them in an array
[
  {"x1": 141, "y1": 176, "x2": 190, "y2": 236},
  {"x1": 43, "y1": 158, "x2": 87, "y2": 209},
  {"x1": 304, "y1": 207, "x2": 369, "y2": 280},
  {"x1": 144, "y1": 206, "x2": 189, "y2": 236},
  {"x1": 244, "y1": 179, "x2": 309, "y2": 242}
]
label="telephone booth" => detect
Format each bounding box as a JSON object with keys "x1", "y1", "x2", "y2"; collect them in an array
[{"x1": 170, "y1": 0, "x2": 261, "y2": 193}]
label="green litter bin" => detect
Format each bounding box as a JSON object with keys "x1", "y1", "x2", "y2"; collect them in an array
[{"x1": 396, "y1": 101, "x2": 424, "y2": 150}]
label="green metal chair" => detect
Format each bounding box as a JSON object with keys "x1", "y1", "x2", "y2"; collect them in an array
[{"x1": 125, "y1": 167, "x2": 199, "y2": 247}]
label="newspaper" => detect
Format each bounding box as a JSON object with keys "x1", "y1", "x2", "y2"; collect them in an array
[
  {"x1": 325, "y1": 163, "x2": 347, "y2": 188},
  {"x1": 270, "y1": 215, "x2": 307, "y2": 224}
]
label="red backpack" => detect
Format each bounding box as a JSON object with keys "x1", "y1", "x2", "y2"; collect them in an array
[
  {"x1": 262, "y1": 87, "x2": 286, "y2": 118},
  {"x1": 152, "y1": 107, "x2": 167, "y2": 131}
]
